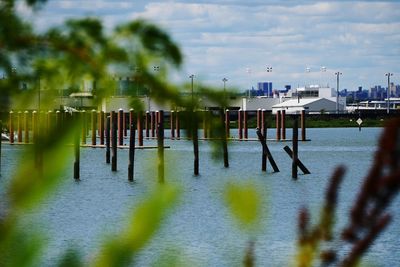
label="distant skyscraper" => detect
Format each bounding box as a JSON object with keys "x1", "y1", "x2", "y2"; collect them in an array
[{"x1": 257, "y1": 82, "x2": 273, "y2": 97}]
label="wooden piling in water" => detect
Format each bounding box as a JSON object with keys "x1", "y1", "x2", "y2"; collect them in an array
[
  {"x1": 221, "y1": 109, "x2": 229, "y2": 168},
  {"x1": 105, "y1": 115, "x2": 110, "y2": 164},
  {"x1": 176, "y1": 110, "x2": 180, "y2": 139},
  {"x1": 225, "y1": 109, "x2": 230, "y2": 138},
  {"x1": 292, "y1": 115, "x2": 299, "y2": 179},
  {"x1": 92, "y1": 110, "x2": 97, "y2": 146},
  {"x1": 276, "y1": 110, "x2": 281, "y2": 141},
  {"x1": 99, "y1": 111, "x2": 104, "y2": 145},
  {"x1": 238, "y1": 109, "x2": 243, "y2": 140},
  {"x1": 281, "y1": 110, "x2": 286, "y2": 140},
  {"x1": 256, "y1": 128, "x2": 280, "y2": 172},
  {"x1": 123, "y1": 111, "x2": 127, "y2": 138},
  {"x1": 111, "y1": 111, "x2": 117, "y2": 171},
  {"x1": 283, "y1": 146, "x2": 310, "y2": 175},
  {"x1": 9, "y1": 111, "x2": 14, "y2": 144},
  {"x1": 24, "y1": 111, "x2": 29, "y2": 143},
  {"x1": 157, "y1": 110, "x2": 165, "y2": 183},
  {"x1": 128, "y1": 122, "x2": 136, "y2": 181},
  {"x1": 74, "y1": 113, "x2": 80, "y2": 180},
  {"x1": 170, "y1": 110, "x2": 175, "y2": 139},
  {"x1": 192, "y1": 111, "x2": 199, "y2": 176},
  {"x1": 118, "y1": 109, "x2": 124, "y2": 146},
  {"x1": 81, "y1": 111, "x2": 86, "y2": 145},
  {"x1": 261, "y1": 109, "x2": 267, "y2": 138},
  {"x1": 145, "y1": 111, "x2": 150, "y2": 138},
  {"x1": 137, "y1": 111, "x2": 143, "y2": 146},
  {"x1": 151, "y1": 111, "x2": 155, "y2": 138},
  {"x1": 244, "y1": 110, "x2": 248, "y2": 139},
  {"x1": 257, "y1": 109, "x2": 261, "y2": 130},
  {"x1": 17, "y1": 111, "x2": 22, "y2": 143},
  {"x1": 301, "y1": 110, "x2": 306, "y2": 141}
]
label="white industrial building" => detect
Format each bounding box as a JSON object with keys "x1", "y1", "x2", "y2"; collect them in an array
[{"x1": 272, "y1": 98, "x2": 342, "y2": 114}]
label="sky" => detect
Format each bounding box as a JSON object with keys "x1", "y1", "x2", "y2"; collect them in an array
[{"x1": 18, "y1": 0, "x2": 400, "y2": 92}]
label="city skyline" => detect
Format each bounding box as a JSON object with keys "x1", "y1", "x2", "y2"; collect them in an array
[{"x1": 16, "y1": 0, "x2": 400, "y2": 91}]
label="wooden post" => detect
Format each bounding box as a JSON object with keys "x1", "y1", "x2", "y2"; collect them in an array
[
  {"x1": 221, "y1": 109, "x2": 229, "y2": 168},
  {"x1": 257, "y1": 108, "x2": 261, "y2": 130},
  {"x1": 238, "y1": 109, "x2": 243, "y2": 140},
  {"x1": 176, "y1": 111, "x2": 180, "y2": 139},
  {"x1": 157, "y1": 110, "x2": 165, "y2": 183},
  {"x1": 99, "y1": 111, "x2": 105, "y2": 145},
  {"x1": 111, "y1": 111, "x2": 117, "y2": 171},
  {"x1": 292, "y1": 115, "x2": 299, "y2": 179},
  {"x1": 17, "y1": 111, "x2": 22, "y2": 143},
  {"x1": 105, "y1": 115, "x2": 110, "y2": 164},
  {"x1": 193, "y1": 111, "x2": 199, "y2": 176},
  {"x1": 281, "y1": 110, "x2": 286, "y2": 140},
  {"x1": 261, "y1": 109, "x2": 267, "y2": 138},
  {"x1": 256, "y1": 128, "x2": 280, "y2": 172},
  {"x1": 145, "y1": 111, "x2": 150, "y2": 138},
  {"x1": 118, "y1": 109, "x2": 124, "y2": 146},
  {"x1": 24, "y1": 111, "x2": 29, "y2": 143},
  {"x1": 276, "y1": 110, "x2": 281, "y2": 141},
  {"x1": 128, "y1": 122, "x2": 136, "y2": 181},
  {"x1": 92, "y1": 110, "x2": 97, "y2": 146},
  {"x1": 225, "y1": 109, "x2": 230, "y2": 139},
  {"x1": 123, "y1": 111, "x2": 127, "y2": 137},
  {"x1": 301, "y1": 110, "x2": 306, "y2": 141},
  {"x1": 137, "y1": 111, "x2": 143, "y2": 146},
  {"x1": 170, "y1": 110, "x2": 175, "y2": 139},
  {"x1": 74, "y1": 113, "x2": 80, "y2": 180},
  {"x1": 9, "y1": 111, "x2": 14, "y2": 144},
  {"x1": 81, "y1": 111, "x2": 86, "y2": 145},
  {"x1": 243, "y1": 110, "x2": 248, "y2": 139},
  {"x1": 283, "y1": 146, "x2": 310, "y2": 175},
  {"x1": 151, "y1": 111, "x2": 155, "y2": 138}
]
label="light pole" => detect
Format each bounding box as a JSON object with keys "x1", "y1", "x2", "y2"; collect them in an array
[
  {"x1": 320, "y1": 66, "x2": 326, "y2": 87},
  {"x1": 385, "y1": 72, "x2": 393, "y2": 114},
  {"x1": 189, "y1": 74, "x2": 194, "y2": 105},
  {"x1": 222, "y1": 77, "x2": 228, "y2": 108},
  {"x1": 335, "y1": 72, "x2": 342, "y2": 114}
]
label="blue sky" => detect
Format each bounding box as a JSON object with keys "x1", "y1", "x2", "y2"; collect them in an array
[{"x1": 19, "y1": 0, "x2": 400, "y2": 91}]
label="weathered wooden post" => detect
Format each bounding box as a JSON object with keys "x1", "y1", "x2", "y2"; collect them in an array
[
  {"x1": 123, "y1": 111, "x2": 127, "y2": 137},
  {"x1": 301, "y1": 110, "x2": 306, "y2": 141},
  {"x1": 81, "y1": 111, "x2": 86, "y2": 145},
  {"x1": 17, "y1": 111, "x2": 22, "y2": 143},
  {"x1": 257, "y1": 108, "x2": 261, "y2": 130},
  {"x1": 225, "y1": 109, "x2": 230, "y2": 139},
  {"x1": 105, "y1": 115, "x2": 110, "y2": 164},
  {"x1": 92, "y1": 110, "x2": 97, "y2": 146},
  {"x1": 111, "y1": 111, "x2": 117, "y2": 171},
  {"x1": 281, "y1": 109, "x2": 286, "y2": 140},
  {"x1": 24, "y1": 111, "x2": 29, "y2": 143},
  {"x1": 157, "y1": 110, "x2": 165, "y2": 183},
  {"x1": 261, "y1": 109, "x2": 267, "y2": 138},
  {"x1": 276, "y1": 110, "x2": 281, "y2": 141},
  {"x1": 170, "y1": 111, "x2": 175, "y2": 139},
  {"x1": 99, "y1": 111, "x2": 104, "y2": 145},
  {"x1": 192, "y1": 111, "x2": 199, "y2": 176},
  {"x1": 256, "y1": 128, "x2": 280, "y2": 172},
  {"x1": 118, "y1": 109, "x2": 124, "y2": 146},
  {"x1": 238, "y1": 109, "x2": 243, "y2": 140},
  {"x1": 145, "y1": 111, "x2": 150, "y2": 138},
  {"x1": 221, "y1": 109, "x2": 229, "y2": 168},
  {"x1": 137, "y1": 111, "x2": 143, "y2": 146},
  {"x1": 243, "y1": 110, "x2": 248, "y2": 139},
  {"x1": 292, "y1": 115, "x2": 299, "y2": 179},
  {"x1": 9, "y1": 111, "x2": 14, "y2": 144},
  {"x1": 176, "y1": 110, "x2": 180, "y2": 139},
  {"x1": 151, "y1": 111, "x2": 155, "y2": 138},
  {"x1": 74, "y1": 113, "x2": 80, "y2": 180},
  {"x1": 128, "y1": 122, "x2": 136, "y2": 181}
]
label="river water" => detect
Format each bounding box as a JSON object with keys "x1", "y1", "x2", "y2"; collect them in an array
[{"x1": 1, "y1": 127, "x2": 399, "y2": 266}]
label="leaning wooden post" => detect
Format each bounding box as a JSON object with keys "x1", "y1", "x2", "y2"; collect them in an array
[
  {"x1": 17, "y1": 111, "x2": 23, "y2": 143},
  {"x1": 283, "y1": 146, "x2": 310, "y2": 175},
  {"x1": 243, "y1": 110, "x2": 248, "y2": 139},
  {"x1": 105, "y1": 115, "x2": 111, "y2": 164},
  {"x1": 128, "y1": 122, "x2": 136, "y2": 181},
  {"x1": 221, "y1": 109, "x2": 229, "y2": 168},
  {"x1": 276, "y1": 110, "x2": 281, "y2": 141},
  {"x1": 281, "y1": 109, "x2": 286, "y2": 140},
  {"x1": 176, "y1": 111, "x2": 180, "y2": 139},
  {"x1": 170, "y1": 111, "x2": 175, "y2": 139},
  {"x1": 225, "y1": 109, "x2": 230, "y2": 139},
  {"x1": 192, "y1": 111, "x2": 199, "y2": 176},
  {"x1": 157, "y1": 110, "x2": 165, "y2": 183},
  {"x1": 256, "y1": 128, "x2": 280, "y2": 172},
  {"x1": 24, "y1": 111, "x2": 29, "y2": 143},
  {"x1": 137, "y1": 111, "x2": 143, "y2": 146},
  {"x1": 292, "y1": 115, "x2": 299, "y2": 179},
  {"x1": 74, "y1": 113, "x2": 81, "y2": 180},
  {"x1": 118, "y1": 109, "x2": 124, "y2": 146},
  {"x1": 9, "y1": 111, "x2": 14, "y2": 144},
  {"x1": 91, "y1": 110, "x2": 97, "y2": 146},
  {"x1": 238, "y1": 109, "x2": 243, "y2": 140},
  {"x1": 301, "y1": 110, "x2": 306, "y2": 141},
  {"x1": 145, "y1": 111, "x2": 150, "y2": 138},
  {"x1": 111, "y1": 111, "x2": 117, "y2": 171}
]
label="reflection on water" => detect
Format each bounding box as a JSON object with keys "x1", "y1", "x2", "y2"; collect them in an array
[{"x1": 1, "y1": 127, "x2": 399, "y2": 266}]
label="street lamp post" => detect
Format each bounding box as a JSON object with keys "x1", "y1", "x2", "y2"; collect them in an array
[
  {"x1": 385, "y1": 73, "x2": 393, "y2": 114},
  {"x1": 335, "y1": 72, "x2": 342, "y2": 114},
  {"x1": 189, "y1": 74, "x2": 194, "y2": 105},
  {"x1": 222, "y1": 77, "x2": 228, "y2": 104}
]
